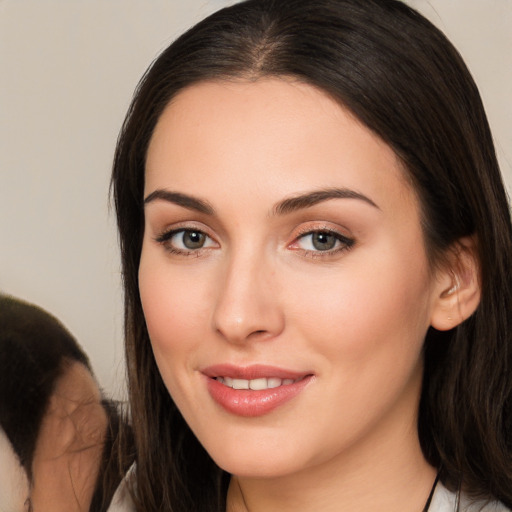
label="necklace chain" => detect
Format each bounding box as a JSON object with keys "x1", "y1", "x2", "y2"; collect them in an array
[{"x1": 422, "y1": 473, "x2": 441, "y2": 512}]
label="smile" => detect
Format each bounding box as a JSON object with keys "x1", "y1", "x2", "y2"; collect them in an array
[{"x1": 203, "y1": 365, "x2": 313, "y2": 417}]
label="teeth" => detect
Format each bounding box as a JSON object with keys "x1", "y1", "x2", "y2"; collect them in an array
[
  {"x1": 267, "y1": 377, "x2": 282, "y2": 388},
  {"x1": 249, "y1": 378, "x2": 267, "y2": 390},
  {"x1": 215, "y1": 376, "x2": 300, "y2": 390},
  {"x1": 232, "y1": 378, "x2": 249, "y2": 390}
]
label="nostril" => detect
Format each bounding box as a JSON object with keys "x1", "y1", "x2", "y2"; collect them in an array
[{"x1": 247, "y1": 329, "x2": 272, "y2": 340}]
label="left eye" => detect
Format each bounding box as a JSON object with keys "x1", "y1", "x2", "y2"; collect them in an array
[
  {"x1": 295, "y1": 231, "x2": 351, "y2": 252},
  {"x1": 159, "y1": 229, "x2": 216, "y2": 251}
]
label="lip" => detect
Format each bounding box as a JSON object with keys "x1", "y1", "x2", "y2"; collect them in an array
[
  {"x1": 202, "y1": 364, "x2": 314, "y2": 417},
  {"x1": 202, "y1": 364, "x2": 308, "y2": 380}
]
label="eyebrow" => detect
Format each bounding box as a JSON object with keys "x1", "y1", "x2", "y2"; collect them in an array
[
  {"x1": 144, "y1": 189, "x2": 214, "y2": 215},
  {"x1": 143, "y1": 187, "x2": 379, "y2": 216},
  {"x1": 273, "y1": 188, "x2": 379, "y2": 215}
]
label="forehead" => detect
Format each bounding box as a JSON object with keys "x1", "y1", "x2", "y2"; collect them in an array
[{"x1": 145, "y1": 78, "x2": 416, "y2": 214}]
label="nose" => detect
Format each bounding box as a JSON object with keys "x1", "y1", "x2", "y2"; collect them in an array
[{"x1": 212, "y1": 250, "x2": 285, "y2": 344}]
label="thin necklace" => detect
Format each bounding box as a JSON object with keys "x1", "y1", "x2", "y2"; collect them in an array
[{"x1": 422, "y1": 473, "x2": 441, "y2": 512}]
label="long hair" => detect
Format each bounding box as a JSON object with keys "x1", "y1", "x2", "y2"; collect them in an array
[{"x1": 111, "y1": 1, "x2": 512, "y2": 510}]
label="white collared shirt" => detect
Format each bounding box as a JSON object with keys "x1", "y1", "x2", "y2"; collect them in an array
[{"x1": 430, "y1": 483, "x2": 510, "y2": 512}]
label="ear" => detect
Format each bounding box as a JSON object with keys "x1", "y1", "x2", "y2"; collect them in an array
[{"x1": 430, "y1": 236, "x2": 481, "y2": 331}]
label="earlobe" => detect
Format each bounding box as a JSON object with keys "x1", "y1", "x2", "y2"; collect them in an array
[{"x1": 430, "y1": 237, "x2": 481, "y2": 331}]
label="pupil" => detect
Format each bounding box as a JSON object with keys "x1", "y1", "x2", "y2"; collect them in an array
[
  {"x1": 312, "y1": 232, "x2": 336, "y2": 251},
  {"x1": 183, "y1": 231, "x2": 205, "y2": 249}
]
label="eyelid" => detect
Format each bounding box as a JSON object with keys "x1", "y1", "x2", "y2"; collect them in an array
[
  {"x1": 291, "y1": 222, "x2": 353, "y2": 241},
  {"x1": 154, "y1": 223, "x2": 220, "y2": 256},
  {"x1": 153, "y1": 220, "x2": 215, "y2": 241},
  {"x1": 288, "y1": 223, "x2": 355, "y2": 256},
  {"x1": 155, "y1": 228, "x2": 214, "y2": 244}
]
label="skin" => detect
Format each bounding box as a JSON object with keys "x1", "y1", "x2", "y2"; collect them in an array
[
  {"x1": 139, "y1": 78, "x2": 468, "y2": 511},
  {"x1": 30, "y1": 362, "x2": 107, "y2": 512}
]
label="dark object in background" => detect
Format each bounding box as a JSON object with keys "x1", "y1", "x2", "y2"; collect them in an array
[{"x1": 0, "y1": 294, "x2": 134, "y2": 511}]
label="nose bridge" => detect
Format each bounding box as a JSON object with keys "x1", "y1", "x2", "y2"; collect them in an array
[{"x1": 212, "y1": 243, "x2": 283, "y2": 343}]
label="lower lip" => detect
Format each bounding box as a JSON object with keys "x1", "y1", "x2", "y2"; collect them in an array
[{"x1": 205, "y1": 375, "x2": 313, "y2": 417}]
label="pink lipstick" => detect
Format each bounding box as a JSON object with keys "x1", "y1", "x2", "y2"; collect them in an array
[{"x1": 202, "y1": 364, "x2": 313, "y2": 417}]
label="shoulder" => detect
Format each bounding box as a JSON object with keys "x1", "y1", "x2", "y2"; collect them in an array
[
  {"x1": 430, "y1": 482, "x2": 511, "y2": 512},
  {"x1": 106, "y1": 464, "x2": 137, "y2": 512}
]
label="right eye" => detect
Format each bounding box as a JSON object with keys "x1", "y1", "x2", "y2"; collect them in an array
[{"x1": 156, "y1": 229, "x2": 217, "y2": 255}]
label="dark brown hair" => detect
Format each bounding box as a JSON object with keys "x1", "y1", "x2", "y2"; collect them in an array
[{"x1": 111, "y1": 1, "x2": 512, "y2": 510}]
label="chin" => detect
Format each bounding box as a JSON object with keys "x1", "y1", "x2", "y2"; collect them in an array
[
  {"x1": 217, "y1": 456, "x2": 304, "y2": 479},
  {"x1": 200, "y1": 429, "x2": 316, "y2": 479}
]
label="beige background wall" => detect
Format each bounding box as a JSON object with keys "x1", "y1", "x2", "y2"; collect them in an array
[{"x1": 1, "y1": 0, "x2": 510, "y2": 399}]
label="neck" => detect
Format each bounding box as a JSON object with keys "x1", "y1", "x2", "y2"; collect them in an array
[{"x1": 228, "y1": 447, "x2": 436, "y2": 512}]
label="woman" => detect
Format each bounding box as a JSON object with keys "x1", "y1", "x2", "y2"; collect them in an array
[{"x1": 110, "y1": 0, "x2": 512, "y2": 510}]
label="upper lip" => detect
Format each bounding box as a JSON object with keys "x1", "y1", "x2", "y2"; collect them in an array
[{"x1": 201, "y1": 364, "x2": 311, "y2": 380}]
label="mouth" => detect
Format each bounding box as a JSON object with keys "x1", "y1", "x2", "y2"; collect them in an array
[
  {"x1": 214, "y1": 376, "x2": 305, "y2": 390},
  {"x1": 203, "y1": 365, "x2": 314, "y2": 417}
]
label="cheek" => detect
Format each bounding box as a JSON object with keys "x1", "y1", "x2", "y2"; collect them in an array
[
  {"x1": 286, "y1": 245, "x2": 433, "y2": 369},
  {"x1": 138, "y1": 254, "x2": 210, "y2": 367}
]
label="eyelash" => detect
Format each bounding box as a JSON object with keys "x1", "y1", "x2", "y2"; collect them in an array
[
  {"x1": 154, "y1": 227, "x2": 355, "y2": 259},
  {"x1": 290, "y1": 227, "x2": 355, "y2": 259},
  {"x1": 155, "y1": 228, "x2": 217, "y2": 257}
]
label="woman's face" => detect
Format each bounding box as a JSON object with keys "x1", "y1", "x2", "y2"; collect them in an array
[{"x1": 139, "y1": 79, "x2": 444, "y2": 478}]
